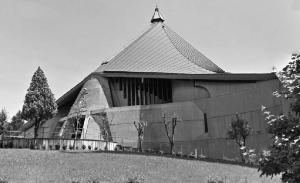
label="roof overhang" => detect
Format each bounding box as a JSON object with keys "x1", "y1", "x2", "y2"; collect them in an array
[
  {"x1": 56, "y1": 71, "x2": 278, "y2": 107},
  {"x1": 100, "y1": 71, "x2": 277, "y2": 81}
]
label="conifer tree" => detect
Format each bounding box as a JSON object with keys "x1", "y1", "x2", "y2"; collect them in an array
[
  {"x1": 22, "y1": 67, "x2": 57, "y2": 138},
  {"x1": 0, "y1": 108, "x2": 8, "y2": 135},
  {"x1": 10, "y1": 110, "x2": 24, "y2": 131}
]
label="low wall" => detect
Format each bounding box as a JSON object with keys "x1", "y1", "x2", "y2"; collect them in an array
[{"x1": 0, "y1": 138, "x2": 117, "y2": 151}]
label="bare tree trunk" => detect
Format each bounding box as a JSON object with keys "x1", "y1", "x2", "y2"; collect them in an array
[
  {"x1": 137, "y1": 136, "x2": 142, "y2": 152},
  {"x1": 34, "y1": 119, "x2": 40, "y2": 138},
  {"x1": 170, "y1": 141, "x2": 174, "y2": 154}
]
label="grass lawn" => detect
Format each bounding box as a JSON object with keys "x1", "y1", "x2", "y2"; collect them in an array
[{"x1": 0, "y1": 149, "x2": 280, "y2": 183}]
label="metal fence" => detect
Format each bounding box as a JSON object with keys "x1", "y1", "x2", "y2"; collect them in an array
[{"x1": 0, "y1": 138, "x2": 117, "y2": 151}]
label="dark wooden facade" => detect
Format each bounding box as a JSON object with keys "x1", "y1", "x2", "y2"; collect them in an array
[{"x1": 109, "y1": 78, "x2": 172, "y2": 107}]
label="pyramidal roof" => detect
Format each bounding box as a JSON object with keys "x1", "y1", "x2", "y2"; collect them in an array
[{"x1": 96, "y1": 7, "x2": 224, "y2": 74}]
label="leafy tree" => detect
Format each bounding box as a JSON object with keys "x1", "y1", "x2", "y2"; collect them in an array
[
  {"x1": 134, "y1": 121, "x2": 147, "y2": 152},
  {"x1": 10, "y1": 110, "x2": 24, "y2": 131},
  {"x1": 68, "y1": 88, "x2": 88, "y2": 140},
  {"x1": 0, "y1": 108, "x2": 8, "y2": 135},
  {"x1": 258, "y1": 53, "x2": 300, "y2": 182},
  {"x1": 22, "y1": 67, "x2": 57, "y2": 138},
  {"x1": 162, "y1": 112, "x2": 178, "y2": 154},
  {"x1": 227, "y1": 114, "x2": 251, "y2": 162}
]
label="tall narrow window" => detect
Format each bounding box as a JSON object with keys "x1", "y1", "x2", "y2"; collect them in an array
[
  {"x1": 123, "y1": 78, "x2": 127, "y2": 98},
  {"x1": 204, "y1": 113, "x2": 208, "y2": 133},
  {"x1": 119, "y1": 78, "x2": 123, "y2": 90}
]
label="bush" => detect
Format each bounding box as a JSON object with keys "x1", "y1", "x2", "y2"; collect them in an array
[
  {"x1": 258, "y1": 54, "x2": 300, "y2": 182},
  {"x1": 75, "y1": 146, "x2": 79, "y2": 150},
  {"x1": 114, "y1": 144, "x2": 123, "y2": 151},
  {"x1": 55, "y1": 144, "x2": 60, "y2": 150},
  {"x1": 49, "y1": 145, "x2": 52, "y2": 150},
  {"x1": 88, "y1": 145, "x2": 92, "y2": 150},
  {"x1": 69, "y1": 145, "x2": 74, "y2": 150},
  {"x1": 42, "y1": 145, "x2": 46, "y2": 150},
  {"x1": 62, "y1": 144, "x2": 67, "y2": 150},
  {"x1": 7, "y1": 141, "x2": 13, "y2": 148},
  {"x1": 29, "y1": 143, "x2": 35, "y2": 150},
  {"x1": 94, "y1": 147, "x2": 98, "y2": 151},
  {"x1": 126, "y1": 177, "x2": 145, "y2": 183},
  {"x1": 82, "y1": 144, "x2": 86, "y2": 150}
]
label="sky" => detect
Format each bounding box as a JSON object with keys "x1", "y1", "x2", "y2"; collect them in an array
[{"x1": 0, "y1": 0, "x2": 299, "y2": 119}]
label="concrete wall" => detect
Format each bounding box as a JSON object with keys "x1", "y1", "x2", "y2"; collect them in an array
[
  {"x1": 37, "y1": 77, "x2": 284, "y2": 160},
  {"x1": 83, "y1": 115, "x2": 102, "y2": 140},
  {"x1": 69, "y1": 77, "x2": 108, "y2": 115},
  {"x1": 104, "y1": 79, "x2": 285, "y2": 160}
]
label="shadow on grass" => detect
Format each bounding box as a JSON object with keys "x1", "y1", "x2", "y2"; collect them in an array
[{"x1": 60, "y1": 150, "x2": 259, "y2": 169}]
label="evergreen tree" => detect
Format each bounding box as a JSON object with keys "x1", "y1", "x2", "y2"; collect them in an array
[
  {"x1": 22, "y1": 67, "x2": 57, "y2": 138},
  {"x1": 0, "y1": 108, "x2": 8, "y2": 135},
  {"x1": 10, "y1": 110, "x2": 24, "y2": 131},
  {"x1": 259, "y1": 53, "x2": 300, "y2": 182}
]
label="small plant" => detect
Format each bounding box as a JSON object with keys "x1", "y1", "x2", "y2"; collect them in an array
[
  {"x1": 0, "y1": 176, "x2": 8, "y2": 183},
  {"x1": 55, "y1": 144, "x2": 60, "y2": 150},
  {"x1": 94, "y1": 147, "x2": 98, "y2": 151},
  {"x1": 69, "y1": 145, "x2": 74, "y2": 150},
  {"x1": 126, "y1": 175, "x2": 146, "y2": 183},
  {"x1": 62, "y1": 144, "x2": 67, "y2": 150},
  {"x1": 227, "y1": 114, "x2": 251, "y2": 163},
  {"x1": 82, "y1": 144, "x2": 86, "y2": 150},
  {"x1": 49, "y1": 145, "x2": 52, "y2": 150},
  {"x1": 207, "y1": 180, "x2": 224, "y2": 183},
  {"x1": 8, "y1": 141, "x2": 13, "y2": 148},
  {"x1": 88, "y1": 145, "x2": 92, "y2": 150},
  {"x1": 75, "y1": 146, "x2": 79, "y2": 150},
  {"x1": 42, "y1": 145, "x2": 46, "y2": 150},
  {"x1": 18, "y1": 145, "x2": 22, "y2": 149},
  {"x1": 29, "y1": 143, "x2": 35, "y2": 149}
]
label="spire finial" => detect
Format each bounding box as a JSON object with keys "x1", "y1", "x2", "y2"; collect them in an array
[{"x1": 151, "y1": 6, "x2": 164, "y2": 23}]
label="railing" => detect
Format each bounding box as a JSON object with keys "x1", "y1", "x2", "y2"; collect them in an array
[{"x1": 0, "y1": 138, "x2": 117, "y2": 151}]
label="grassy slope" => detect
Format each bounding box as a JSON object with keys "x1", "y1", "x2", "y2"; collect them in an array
[{"x1": 0, "y1": 149, "x2": 280, "y2": 183}]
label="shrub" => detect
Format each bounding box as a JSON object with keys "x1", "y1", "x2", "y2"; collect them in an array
[
  {"x1": 207, "y1": 180, "x2": 224, "y2": 183},
  {"x1": 114, "y1": 144, "x2": 122, "y2": 151},
  {"x1": 49, "y1": 145, "x2": 52, "y2": 150},
  {"x1": 258, "y1": 54, "x2": 300, "y2": 182},
  {"x1": 42, "y1": 145, "x2": 46, "y2": 150},
  {"x1": 75, "y1": 146, "x2": 79, "y2": 150},
  {"x1": 69, "y1": 145, "x2": 74, "y2": 150},
  {"x1": 55, "y1": 144, "x2": 60, "y2": 150},
  {"x1": 0, "y1": 176, "x2": 8, "y2": 183},
  {"x1": 29, "y1": 143, "x2": 35, "y2": 150},
  {"x1": 62, "y1": 144, "x2": 67, "y2": 150},
  {"x1": 8, "y1": 141, "x2": 13, "y2": 148},
  {"x1": 82, "y1": 144, "x2": 86, "y2": 150},
  {"x1": 227, "y1": 114, "x2": 251, "y2": 163},
  {"x1": 94, "y1": 147, "x2": 98, "y2": 151},
  {"x1": 126, "y1": 176, "x2": 145, "y2": 183},
  {"x1": 88, "y1": 145, "x2": 92, "y2": 150}
]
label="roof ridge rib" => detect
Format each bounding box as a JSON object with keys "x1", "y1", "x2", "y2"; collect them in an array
[
  {"x1": 161, "y1": 24, "x2": 211, "y2": 73},
  {"x1": 162, "y1": 24, "x2": 225, "y2": 73}
]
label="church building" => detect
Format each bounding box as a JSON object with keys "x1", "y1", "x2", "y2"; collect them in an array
[{"x1": 23, "y1": 7, "x2": 284, "y2": 160}]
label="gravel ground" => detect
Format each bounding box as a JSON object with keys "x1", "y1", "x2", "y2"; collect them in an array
[{"x1": 0, "y1": 149, "x2": 281, "y2": 183}]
